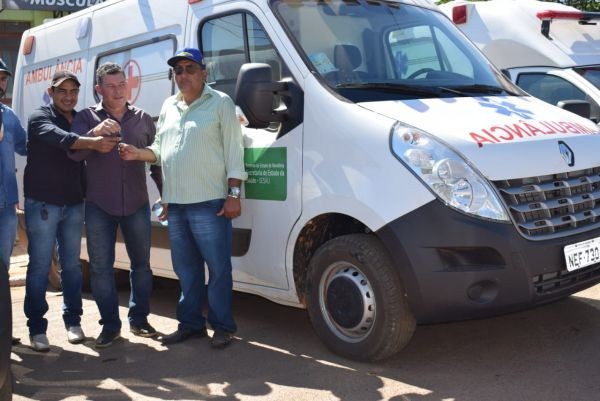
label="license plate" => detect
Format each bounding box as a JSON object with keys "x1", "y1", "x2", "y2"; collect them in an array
[{"x1": 564, "y1": 237, "x2": 600, "y2": 272}]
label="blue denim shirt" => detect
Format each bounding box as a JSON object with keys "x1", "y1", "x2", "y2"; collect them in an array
[{"x1": 0, "y1": 105, "x2": 27, "y2": 208}]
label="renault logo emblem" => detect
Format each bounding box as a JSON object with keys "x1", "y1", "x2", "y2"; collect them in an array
[{"x1": 558, "y1": 141, "x2": 575, "y2": 167}]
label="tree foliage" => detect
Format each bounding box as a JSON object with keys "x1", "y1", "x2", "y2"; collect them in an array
[{"x1": 435, "y1": 0, "x2": 600, "y2": 11}]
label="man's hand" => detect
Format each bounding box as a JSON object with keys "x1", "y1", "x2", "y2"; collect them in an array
[
  {"x1": 217, "y1": 197, "x2": 241, "y2": 219},
  {"x1": 118, "y1": 143, "x2": 140, "y2": 160},
  {"x1": 91, "y1": 136, "x2": 120, "y2": 153},
  {"x1": 118, "y1": 143, "x2": 157, "y2": 162},
  {"x1": 92, "y1": 118, "x2": 121, "y2": 137},
  {"x1": 158, "y1": 203, "x2": 168, "y2": 222}
]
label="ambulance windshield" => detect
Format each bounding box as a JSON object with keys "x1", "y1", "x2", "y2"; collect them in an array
[
  {"x1": 577, "y1": 67, "x2": 600, "y2": 91},
  {"x1": 273, "y1": 0, "x2": 521, "y2": 101}
]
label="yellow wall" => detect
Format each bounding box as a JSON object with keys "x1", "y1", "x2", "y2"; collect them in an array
[{"x1": 0, "y1": 10, "x2": 54, "y2": 26}]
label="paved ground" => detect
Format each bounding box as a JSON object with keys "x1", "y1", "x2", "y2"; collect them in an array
[{"x1": 8, "y1": 237, "x2": 600, "y2": 401}]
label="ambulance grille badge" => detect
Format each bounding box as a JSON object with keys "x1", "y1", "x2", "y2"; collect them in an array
[{"x1": 558, "y1": 141, "x2": 575, "y2": 167}]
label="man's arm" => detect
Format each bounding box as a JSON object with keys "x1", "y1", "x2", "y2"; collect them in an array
[
  {"x1": 28, "y1": 108, "x2": 118, "y2": 154},
  {"x1": 118, "y1": 143, "x2": 158, "y2": 162},
  {"x1": 217, "y1": 96, "x2": 248, "y2": 219},
  {"x1": 145, "y1": 114, "x2": 163, "y2": 195},
  {"x1": 70, "y1": 135, "x2": 119, "y2": 152},
  {"x1": 69, "y1": 110, "x2": 120, "y2": 161},
  {"x1": 6, "y1": 109, "x2": 27, "y2": 156}
]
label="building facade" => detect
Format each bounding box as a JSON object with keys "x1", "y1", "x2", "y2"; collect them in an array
[{"x1": 0, "y1": 1, "x2": 107, "y2": 105}]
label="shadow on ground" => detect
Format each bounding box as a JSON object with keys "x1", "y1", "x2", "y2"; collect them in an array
[{"x1": 10, "y1": 278, "x2": 600, "y2": 401}]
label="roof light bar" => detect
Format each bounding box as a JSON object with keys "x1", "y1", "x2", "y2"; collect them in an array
[
  {"x1": 536, "y1": 10, "x2": 584, "y2": 20},
  {"x1": 536, "y1": 10, "x2": 600, "y2": 39}
]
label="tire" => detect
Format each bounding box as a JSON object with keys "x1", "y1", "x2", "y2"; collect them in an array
[
  {"x1": 0, "y1": 259, "x2": 12, "y2": 401},
  {"x1": 48, "y1": 254, "x2": 93, "y2": 293},
  {"x1": 0, "y1": 370, "x2": 12, "y2": 401},
  {"x1": 48, "y1": 250, "x2": 62, "y2": 292},
  {"x1": 80, "y1": 259, "x2": 91, "y2": 293},
  {"x1": 306, "y1": 234, "x2": 416, "y2": 361}
]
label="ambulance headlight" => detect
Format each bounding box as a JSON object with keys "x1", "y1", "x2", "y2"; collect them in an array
[{"x1": 390, "y1": 122, "x2": 509, "y2": 222}]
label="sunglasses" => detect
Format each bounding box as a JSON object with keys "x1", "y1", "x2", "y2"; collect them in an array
[{"x1": 172, "y1": 65, "x2": 203, "y2": 75}]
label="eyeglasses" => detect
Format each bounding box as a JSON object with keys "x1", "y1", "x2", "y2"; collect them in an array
[{"x1": 172, "y1": 65, "x2": 203, "y2": 75}]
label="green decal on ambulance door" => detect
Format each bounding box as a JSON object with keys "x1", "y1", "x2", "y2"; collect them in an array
[{"x1": 244, "y1": 147, "x2": 287, "y2": 201}]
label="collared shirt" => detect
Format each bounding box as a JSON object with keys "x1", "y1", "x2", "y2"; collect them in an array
[
  {"x1": 148, "y1": 85, "x2": 247, "y2": 204},
  {"x1": 0, "y1": 105, "x2": 27, "y2": 208},
  {"x1": 24, "y1": 105, "x2": 84, "y2": 206},
  {"x1": 71, "y1": 102, "x2": 160, "y2": 216}
]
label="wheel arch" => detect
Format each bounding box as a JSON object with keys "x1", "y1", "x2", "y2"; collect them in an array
[{"x1": 292, "y1": 213, "x2": 370, "y2": 306}]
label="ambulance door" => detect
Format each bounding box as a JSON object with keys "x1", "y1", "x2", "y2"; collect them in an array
[{"x1": 187, "y1": 5, "x2": 303, "y2": 291}]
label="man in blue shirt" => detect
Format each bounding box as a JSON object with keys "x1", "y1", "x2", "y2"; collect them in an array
[
  {"x1": 0, "y1": 58, "x2": 26, "y2": 270},
  {"x1": 24, "y1": 71, "x2": 119, "y2": 352},
  {"x1": 0, "y1": 59, "x2": 26, "y2": 348}
]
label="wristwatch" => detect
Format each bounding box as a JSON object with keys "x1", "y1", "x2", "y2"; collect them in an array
[{"x1": 228, "y1": 186, "x2": 241, "y2": 199}]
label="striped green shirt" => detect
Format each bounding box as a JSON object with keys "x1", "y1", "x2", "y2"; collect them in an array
[{"x1": 148, "y1": 85, "x2": 247, "y2": 204}]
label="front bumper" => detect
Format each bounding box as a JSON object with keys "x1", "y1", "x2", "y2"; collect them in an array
[{"x1": 377, "y1": 200, "x2": 600, "y2": 324}]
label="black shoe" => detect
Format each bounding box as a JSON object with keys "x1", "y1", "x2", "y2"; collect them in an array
[
  {"x1": 160, "y1": 327, "x2": 207, "y2": 345},
  {"x1": 130, "y1": 322, "x2": 158, "y2": 338},
  {"x1": 11, "y1": 337, "x2": 20, "y2": 346},
  {"x1": 211, "y1": 330, "x2": 233, "y2": 349},
  {"x1": 94, "y1": 330, "x2": 121, "y2": 349}
]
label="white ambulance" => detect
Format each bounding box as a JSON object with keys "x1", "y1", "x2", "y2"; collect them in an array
[
  {"x1": 12, "y1": 0, "x2": 600, "y2": 361},
  {"x1": 440, "y1": 0, "x2": 600, "y2": 122}
]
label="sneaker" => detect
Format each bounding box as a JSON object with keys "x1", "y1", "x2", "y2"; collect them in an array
[
  {"x1": 159, "y1": 327, "x2": 207, "y2": 345},
  {"x1": 11, "y1": 337, "x2": 20, "y2": 346},
  {"x1": 130, "y1": 322, "x2": 158, "y2": 338},
  {"x1": 94, "y1": 330, "x2": 121, "y2": 349},
  {"x1": 210, "y1": 330, "x2": 233, "y2": 349},
  {"x1": 66, "y1": 326, "x2": 85, "y2": 344},
  {"x1": 29, "y1": 334, "x2": 50, "y2": 352}
]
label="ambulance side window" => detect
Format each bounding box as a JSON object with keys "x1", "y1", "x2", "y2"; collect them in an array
[
  {"x1": 201, "y1": 13, "x2": 288, "y2": 100},
  {"x1": 517, "y1": 73, "x2": 600, "y2": 120}
]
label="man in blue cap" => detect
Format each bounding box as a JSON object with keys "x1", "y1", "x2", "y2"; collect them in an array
[
  {"x1": 119, "y1": 47, "x2": 247, "y2": 349},
  {"x1": 0, "y1": 58, "x2": 27, "y2": 347}
]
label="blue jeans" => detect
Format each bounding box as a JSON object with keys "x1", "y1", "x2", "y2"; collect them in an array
[
  {"x1": 168, "y1": 200, "x2": 236, "y2": 333},
  {"x1": 85, "y1": 201, "x2": 152, "y2": 331},
  {"x1": 0, "y1": 205, "x2": 17, "y2": 269},
  {"x1": 24, "y1": 198, "x2": 84, "y2": 335}
]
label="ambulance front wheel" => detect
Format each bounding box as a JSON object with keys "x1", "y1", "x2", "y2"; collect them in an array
[{"x1": 306, "y1": 234, "x2": 416, "y2": 361}]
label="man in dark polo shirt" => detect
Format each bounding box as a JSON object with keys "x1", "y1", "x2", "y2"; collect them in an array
[
  {"x1": 71, "y1": 62, "x2": 161, "y2": 348},
  {"x1": 23, "y1": 70, "x2": 119, "y2": 352}
]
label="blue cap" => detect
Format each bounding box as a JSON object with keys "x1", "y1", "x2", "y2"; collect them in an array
[{"x1": 168, "y1": 48, "x2": 204, "y2": 67}]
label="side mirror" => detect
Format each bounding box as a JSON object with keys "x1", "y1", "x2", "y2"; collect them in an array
[
  {"x1": 235, "y1": 63, "x2": 303, "y2": 129},
  {"x1": 557, "y1": 99, "x2": 592, "y2": 120}
]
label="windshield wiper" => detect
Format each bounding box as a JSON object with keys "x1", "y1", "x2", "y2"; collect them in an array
[
  {"x1": 334, "y1": 83, "x2": 443, "y2": 97},
  {"x1": 445, "y1": 84, "x2": 518, "y2": 96}
]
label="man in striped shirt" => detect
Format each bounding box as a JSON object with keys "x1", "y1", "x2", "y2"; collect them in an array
[{"x1": 119, "y1": 48, "x2": 247, "y2": 349}]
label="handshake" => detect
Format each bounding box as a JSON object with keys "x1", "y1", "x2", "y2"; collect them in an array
[
  {"x1": 89, "y1": 118, "x2": 121, "y2": 154},
  {"x1": 89, "y1": 118, "x2": 155, "y2": 163}
]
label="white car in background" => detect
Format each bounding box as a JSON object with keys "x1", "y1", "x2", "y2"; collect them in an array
[{"x1": 440, "y1": 0, "x2": 600, "y2": 121}]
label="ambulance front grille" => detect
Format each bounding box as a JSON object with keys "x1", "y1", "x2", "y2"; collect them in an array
[
  {"x1": 493, "y1": 167, "x2": 600, "y2": 238},
  {"x1": 532, "y1": 262, "x2": 600, "y2": 295}
]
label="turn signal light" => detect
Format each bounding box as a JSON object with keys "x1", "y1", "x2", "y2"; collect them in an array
[{"x1": 23, "y1": 35, "x2": 35, "y2": 55}]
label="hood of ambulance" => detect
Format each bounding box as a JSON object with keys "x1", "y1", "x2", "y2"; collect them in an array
[{"x1": 359, "y1": 95, "x2": 600, "y2": 180}]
